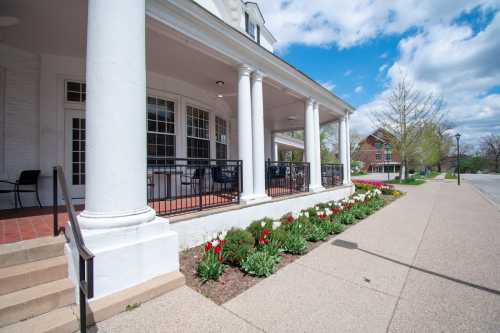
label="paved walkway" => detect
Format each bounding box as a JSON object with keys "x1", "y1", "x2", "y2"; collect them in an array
[{"x1": 93, "y1": 180, "x2": 500, "y2": 333}]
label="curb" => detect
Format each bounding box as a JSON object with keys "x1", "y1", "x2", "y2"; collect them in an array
[{"x1": 465, "y1": 180, "x2": 500, "y2": 212}]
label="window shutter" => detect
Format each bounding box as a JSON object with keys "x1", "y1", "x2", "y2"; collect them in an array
[
  {"x1": 257, "y1": 25, "x2": 261, "y2": 44},
  {"x1": 245, "y1": 12, "x2": 249, "y2": 34}
]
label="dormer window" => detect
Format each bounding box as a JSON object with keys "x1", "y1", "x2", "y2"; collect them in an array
[{"x1": 245, "y1": 12, "x2": 260, "y2": 44}]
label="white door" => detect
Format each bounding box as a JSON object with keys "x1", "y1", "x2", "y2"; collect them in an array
[{"x1": 65, "y1": 109, "x2": 86, "y2": 202}]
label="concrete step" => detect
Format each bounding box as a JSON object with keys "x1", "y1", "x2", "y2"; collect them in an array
[
  {"x1": 0, "y1": 256, "x2": 68, "y2": 296},
  {"x1": 0, "y1": 278, "x2": 74, "y2": 328},
  {"x1": 0, "y1": 306, "x2": 78, "y2": 333},
  {"x1": 0, "y1": 236, "x2": 66, "y2": 269}
]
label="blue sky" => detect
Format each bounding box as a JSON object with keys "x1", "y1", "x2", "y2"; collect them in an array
[{"x1": 255, "y1": 0, "x2": 500, "y2": 146}]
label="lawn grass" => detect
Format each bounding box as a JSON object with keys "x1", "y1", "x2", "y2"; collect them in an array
[
  {"x1": 445, "y1": 172, "x2": 457, "y2": 180},
  {"x1": 385, "y1": 177, "x2": 426, "y2": 185},
  {"x1": 426, "y1": 171, "x2": 440, "y2": 179}
]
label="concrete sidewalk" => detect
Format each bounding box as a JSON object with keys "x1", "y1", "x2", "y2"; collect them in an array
[{"x1": 93, "y1": 181, "x2": 500, "y2": 333}]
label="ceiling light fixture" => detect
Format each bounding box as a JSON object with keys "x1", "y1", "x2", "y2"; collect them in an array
[
  {"x1": 287, "y1": 116, "x2": 297, "y2": 121},
  {"x1": 216, "y1": 80, "x2": 225, "y2": 87},
  {"x1": 217, "y1": 94, "x2": 224, "y2": 98}
]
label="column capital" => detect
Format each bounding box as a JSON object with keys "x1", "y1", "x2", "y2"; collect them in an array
[
  {"x1": 313, "y1": 101, "x2": 319, "y2": 109},
  {"x1": 238, "y1": 64, "x2": 252, "y2": 76},
  {"x1": 306, "y1": 97, "x2": 315, "y2": 106},
  {"x1": 251, "y1": 70, "x2": 265, "y2": 81}
]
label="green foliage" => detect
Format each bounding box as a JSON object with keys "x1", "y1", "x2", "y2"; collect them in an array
[
  {"x1": 381, "y1": 187, "x2": 395, "y2": 195},
  {"x1": 223, "y1": 229, "x2": 255, "y2": 266},
  {"x1": 258, "y1": 240, "x2": 282, "y2": 264},
  {"x1": 302, "y1": 222, "x2": 328, "y2": 242},
  {"x1": 283, "y1": 232, "x2": 307, "y2": 255},
  {"x1": 445, "y1": 172, "x2": 457, "y2": 179},
  {"x1": 241, "y1": 251, "x2": 276, "y2": 277},
  {"x1": 246, "y1": 218, "x2": 273, "y2": 241},
  {"x1": 337, "y1": 211, "x2": 355, "y2": 225},
  {"x1": 354, "y1": 183, "x2": 376, "y2": 192},
  {"x1": 319, "y1": 220, "x2": 336, "y2": 235},
  {"x1": 386, "y1": 177, "x2": 425, "y2": 185},
  {"x1": 350, "y1": 204, "x2": 368, "y2": 219},
  {"x1": 197, "y1": 252, "x2": 224, "y2": 282},
  {"x1": 331, "y1": 222, "x2": 345, "y2": 234},
  {"x1": 270, "y1": 227, "x2": 288, "y2": 248}
]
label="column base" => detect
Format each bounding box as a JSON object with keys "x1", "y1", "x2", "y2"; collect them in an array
[
  {"x1": 65, "y1": 216, "x2": 179, "y2": 301},
  {"x1": 309, "y1": 185, "x2": 325, "y2": 193},
  {"x1": 78, "y1": 206, "x2": 156, "y2": 229},
  {"x1": 240, "y1": 193, "x2": 272, "y2": 205}
]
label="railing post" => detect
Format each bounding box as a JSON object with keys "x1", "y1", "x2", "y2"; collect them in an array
[
  {"x1": 53, "y1": 167, "x2": 59, "y2": 237},
  {"x1": 79, "y1": 256, "x2": 87, "y2": 333}
]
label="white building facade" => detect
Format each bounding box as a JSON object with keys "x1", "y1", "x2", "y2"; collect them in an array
[{"x1": 0, "y1": 0, "x2": 353, "y2": 300}]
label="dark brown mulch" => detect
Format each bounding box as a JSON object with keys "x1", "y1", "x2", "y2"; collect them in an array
[{"x1": 180, "y1": 193, "x2": 400, "y2": 305}]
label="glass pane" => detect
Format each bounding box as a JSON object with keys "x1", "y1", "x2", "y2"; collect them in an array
[
  {"x1": 67, "y1": 92, "x2": 81, "y2": 102},
  {"x1": 67, "y1": 81, "x2": 81, "y2": 92}
]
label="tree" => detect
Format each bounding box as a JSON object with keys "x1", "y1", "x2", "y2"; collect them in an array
[
  {"x1": 372, "y1": 76, "x2": 444, "y2": 179},
  {"x1": 416, "y1": 121, "x2": 453, "y2": 171},
  {"x1": 480, "y1": 134, "x2": 500, "y2": 172}
]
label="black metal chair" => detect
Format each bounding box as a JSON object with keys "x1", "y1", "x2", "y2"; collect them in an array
[
  {"x1": 211, "y1": 166, "x2": 237, "y2": 193},
  {"x1": 0, "y1": 170, "x2": 42, "y2": 208},
  {"x1": 181, "y1": 168, "x2": 206, "y2": 195}
]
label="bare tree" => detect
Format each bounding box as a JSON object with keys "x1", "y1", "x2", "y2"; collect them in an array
[
  {"x1": 372, "y1": 76, "x2": 444, "y2": 179},
  {"x1": 480, "y1": 134, "x2": 500, "y2": 172}
]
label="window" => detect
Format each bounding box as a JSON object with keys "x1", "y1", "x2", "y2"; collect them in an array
[
  {"x1": 374, "y1": 142, "x2": 382, "y2": 149},
  {"x1": 375, "y1": 151, "x2": 382, "y2": 161},
  {"x1": 187, "y1": 106, "x2": 210, "y2": 159},
  {"x1": 147, "y1": 96, "x2": 175, "y2": 166},
  {"x1": 245, "y1": 12, "x2": 260, "y2": 43},
  {"x1": 66, "y1": 81, "x2": 86, "y2": 103},
  {"x1": 385, "y1": 150, "x2": 392, "y2": 161},
  {"x1": 72, "y1": 118, "x2": 85, "y2": 185},
  {"x1": 215, "y1": 116, "x2": 227, "y2": 160}
]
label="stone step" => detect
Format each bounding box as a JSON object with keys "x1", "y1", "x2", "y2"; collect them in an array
[
  {"x1": 0, "y1": 279, "x2": 74, "y2": 328},
  {"x1": 0, "y1": 256, "x2": 68, "y2": 296},
  {"x1": 0, "y1": 236, "x2": 66, "y2": 269},
  {"x1": 0, "y1": 306, "x2": 78, "y2": 333}
]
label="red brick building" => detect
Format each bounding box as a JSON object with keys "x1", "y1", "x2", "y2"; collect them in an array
[{"x1": 354, "y1": 128, "x2": 401, "y2": 173}]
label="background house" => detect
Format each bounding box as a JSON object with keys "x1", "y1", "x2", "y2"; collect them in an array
[{"x1": 354, "y1": 128, "x2": 401, "y2": 173}]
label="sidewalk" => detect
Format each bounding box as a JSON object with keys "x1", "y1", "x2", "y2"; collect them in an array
[{"x1": 93, "y1": 181, "x2": 500, "y2": 333}]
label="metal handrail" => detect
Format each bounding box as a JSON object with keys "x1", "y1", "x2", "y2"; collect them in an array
[{"x1": 53, "y1": 166, "x2": 94, "y2": 333}]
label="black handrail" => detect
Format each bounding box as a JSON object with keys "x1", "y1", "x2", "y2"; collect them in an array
[{"x1": 53, "y1": 166, "x2": 94, "y2": 333}]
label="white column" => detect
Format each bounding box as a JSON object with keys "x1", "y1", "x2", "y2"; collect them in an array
[
  {"x1": 313, "y1": 102, "x2": 324, "y2": 190},
  {"x1": 339, "y1": 116, "x2": 348, "y2": 184},
  {"x1": 272, "y1": 139, "x2": 279, "y2": 161},
  {"x1": 251, "y1": 71, "x2": 269, "y2": 201},
  {"x1": 70, "y1": 0, "x2": 179, "y2": 300},
  {"x1": 305, "y1": 98, "x2": 320, "y2": 191},
  {"x1": 345, "y1": 112, "x2": 352, "y2": 183},
  {"x1": 238, "y1": 65, "x2": 255, "y2": 201}
]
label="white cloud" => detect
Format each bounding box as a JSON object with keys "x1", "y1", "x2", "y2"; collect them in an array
[
  {"x1": 354, "y1": 12, "x2": 500, "y2": 144},
  {"x1": 254, "y1": 0, "x2": 499, "y2": 50},
  {"x1": 378, "y1": 64, "x2": 388, "y2": 72},
  {"x1": 344, "y1": 69, "x2": 352, "y2": 76},
  {"x1": 380, "y1": 52, "x2": 388, "y2": 59},
  {"x1": 354, "y1": 85, "x2": 364, "y2": 93},
  {"x1": 320, "y1": 81, "x2": 336, "y2": 91}
]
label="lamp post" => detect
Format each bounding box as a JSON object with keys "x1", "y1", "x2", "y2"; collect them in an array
[{"x1": 455, "y1": 133, "x2": 461, "y2": 186}]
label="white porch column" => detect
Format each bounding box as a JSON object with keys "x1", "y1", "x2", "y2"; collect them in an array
[
  {"x1": 272, "y1": 137, "x2": 279, "y2": 161},
  {"x1": 70, "y1": 0, "x2": 179, "y2": 300},
  {"x1": 238, "y1": 65, "x2": 255, "y2": 201},
  {"x1": 313, "y1": 102, "x2": 324, "y2": 190},
  {"x1": 339, "y1": 116, "x2": 348, "y2": 184},
  {"x1": 251, "y1": 71, "x2": 269, "y2": 201},
  {"x1": 305, "y1": 98, "x2": 320, "y2": 191},
  {"x1": 345, "y1": 112, "x2": 352, "y2": 183}
]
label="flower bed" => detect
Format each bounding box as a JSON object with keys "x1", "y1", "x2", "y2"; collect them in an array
[{"x1": 180, "y1": 189, "x2": 400, "y2": 304}]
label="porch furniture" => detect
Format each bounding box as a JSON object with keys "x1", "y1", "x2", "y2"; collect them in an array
[
  {"x1": 181, "y1": 168, "x2": 206, "y2": 195},
  {"x1": 150, "y1": 169, "x2": 183, "y2": 199},
  {"x1": 0, "y1": 170, "x2": 42, "y2": 208},
  {"x1": 211, "y1": 166, "x2": 238, "y2": 193},
  {"x1": 268, "y1": 165, "x2": 287, "y2": 182}
]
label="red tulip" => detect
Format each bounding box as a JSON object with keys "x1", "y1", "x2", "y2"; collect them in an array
[
  {"x1": 204, "y1": 242, "x2": 212, "y2": 252},
  {"x1": 214, "y1": 244, "x2": 222, "y2": 254}
]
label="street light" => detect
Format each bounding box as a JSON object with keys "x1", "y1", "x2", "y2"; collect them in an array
[{"x1": 455, "y1": 133, "x2": 461, "y2": 186}]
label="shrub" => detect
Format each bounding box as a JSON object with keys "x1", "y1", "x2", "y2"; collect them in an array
[
  {"x1": 270, "y1": 227, "x2": 288, "y2": 248},
  {"x1": 247, "y1": 218, "x2": 273, "y2": 241},
  {"x1": 241, "y1": 251, "x2": 276, "y2": 277},
  {"x1": 283, "y1": 232, "x2": 307, "y2": 255},
  {"x1": 337, "y1": 211, "x2": 355, "y2": 225},
  {"x1": 331, "y1": 222, "x2": 345, "y2": 234},
  {"x1": 303, "y1": 222, "x2": 328, "y2": 242},
  {"x1": 197, "y1": 240, "x2": 224, "y2": 282},
  {"x1": 223, "y1": 229, "x2": 255, "y2": 266},
  {"x1": 319, "y1": 220, "x2": 336, "y2": 235},
  {"x1": 259, "y1": 239, "x2": 282, "y2": 263}
]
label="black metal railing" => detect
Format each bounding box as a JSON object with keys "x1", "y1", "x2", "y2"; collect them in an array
[
  {"x1": 147, "y1": 158, "x2": 242, "y2": 216},
  {"x1": 265, "y1": 160, "x2": 310, "y2": 197},
  {"x1": 321, "y1": 163, "x2": 344, "y2": 188},
  {"x1": 53, "y1": 166, "x2": 94, "y2": 333}
]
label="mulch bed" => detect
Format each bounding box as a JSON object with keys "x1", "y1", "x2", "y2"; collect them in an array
[{"x1": 180, "y1": 194, "x2": 399, "y2": 305}]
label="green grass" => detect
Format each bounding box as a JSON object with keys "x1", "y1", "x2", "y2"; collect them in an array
[
  {"x1": 445, "y1": 172, "x2": 457, "y2": 180},
  {"x1": 425, "y1": 171, "x2": 440, "y2": 179},
  {"x1": 385, "y1": 177, "x2": 426, "y2": 185},
  {"x1": 352, "y1": 171, "x2": 368, "y2": 176}
]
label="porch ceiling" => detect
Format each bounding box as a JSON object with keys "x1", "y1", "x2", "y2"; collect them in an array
[{"x1": 0, "y1": 0, "x2": 341, "y2": 132}]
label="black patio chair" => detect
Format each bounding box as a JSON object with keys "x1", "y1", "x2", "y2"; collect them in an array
[
  {"x1": 181, "y1": 168, "x2": 206, "y2": 195},
  {"x1": 211, "y1": 166, "x2": 237, "y2": 193},
  {"x1": 268, "y1": 165, "x2": 287, "y2": 183},
  {"x1": 0, "y1": 170, "x2": 42, "y2": 208}
]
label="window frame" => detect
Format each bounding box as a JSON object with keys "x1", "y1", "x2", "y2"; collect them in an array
[
  {"x1": 65, "y1": 80, "x2": 86, "y2": 104},
  {"x1": 147, "y1": 95, "x2": 176, "y2": 166},
  {"x1": 215, "y1": 116, "x2": 228, "y2": 160},
  {"x1": 186, "y1": 104, "x2": 211, "y2": 160}
]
